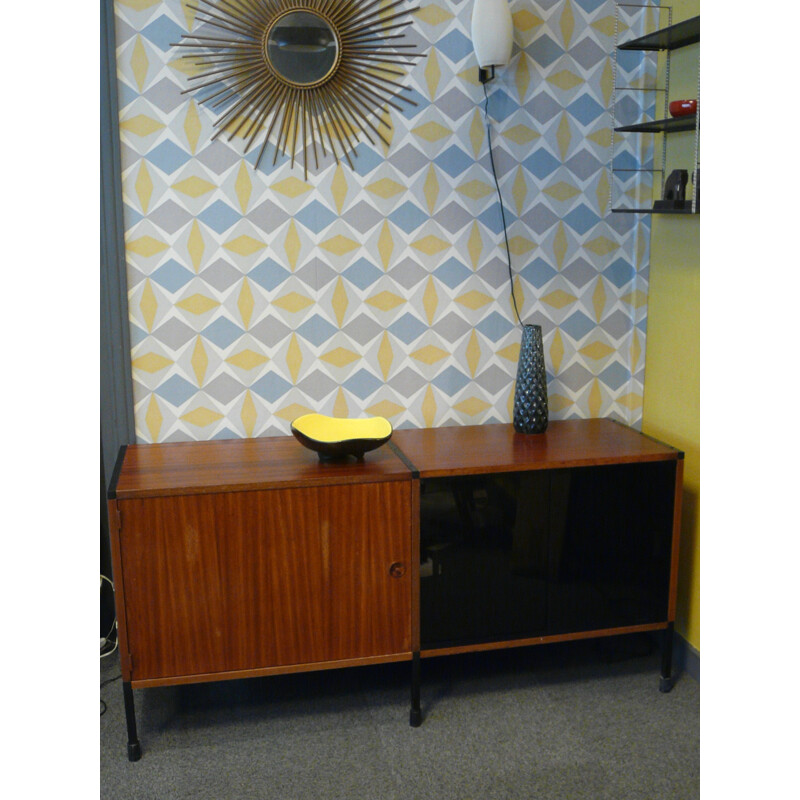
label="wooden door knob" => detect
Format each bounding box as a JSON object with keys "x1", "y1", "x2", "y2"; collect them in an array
[{"x1": 389, "y1": 562, "x2": 406, "y2": 578}]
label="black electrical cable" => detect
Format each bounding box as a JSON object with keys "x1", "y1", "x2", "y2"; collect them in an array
[
  {"x1": 101, "y1": 673, "x2": 122, "y2": 717},
  {"x1": 483, "y1": 81, "x2": 522, "y2": 327}
]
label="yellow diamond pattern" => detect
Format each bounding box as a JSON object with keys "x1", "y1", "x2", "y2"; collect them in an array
[
  {"x1": 274, "y1": 292, "x2": 313, "y2": 313},
  {"x1": 240, "y1": 390, "x2": 257, "y2": 436},
  {"x1": 235, "y1": 161, "x2": 252, "y2": 213},
  {"x1": 413, "y1": 122, "x2": 452, "y2": 143},
  {"x1": 139, "y1": 280, "x2": 158, "y2": 331},
  {"x1": 368, "y1": 178, "x2": 405, "y2": 199},
  {"x1": 120, "y1": 115, "x2": 164, "y2": 136},
  {"x1": 332, "y1": 277, "x2": 349, "y2": 327},
  {"x1": 502, "y1": 125, "x2": 540, "y2": 146},
  {"x1": 411, "y1": 345, "x2": 448, "y2": 365},
  {"x1": 227, "y1": 349, "x2": 268, "y2": 370},
  {"x1": 457, "y1": 291, "x2": 492, "y2": 310},
  {"x1": 172, "y1": 176, "x2": 216, "y2": 197},
  {"x1": 413, "y1": 235, "x2": 449, "y2": 256},
  {"x1": 321, "y1": 234, "x2": 359, "y2": 256},
  {"x1": 184, "y1": 101, "x2": 201, "y2": 154},
  {"x1": 378, "y1": 332, "x2": 394, "y2": 379},
  {"x1": 367, "y1": 291, "x2": 405, "y2": 312},
  {"x1": 145, "y1": 394, "x2": 163, "y2": 442},
  {"x1": 276, "y1": 403, "x2": 313, "y2": 422},
  {"x1": 224, "y1": 234, "x2": 266, "y2": 257},
  {"x1": 458, "y1": 180, "x2": 494, "y2": 200},
  {"x1": 181, "y1": 407, "x2": 223, "y2": 427},
  {"x1": 128, "y1": 235, "x2": 167, "y2": 258},
  {"x1": 132, "y1": 352, "x2": 172, "y2": 373},
  {"x1": 191, "y1": 337, "x2": 208, "y2": 386},
  {"x1": 178, "y1": 294, "x2": 220, "y2": 315},
  {"x1": 424, "y1": 48, "x2": 441, "y2": 100},
  {"x1": 416, "y1": 5, "x2": 453, "y2": 25},
  {"x1": 322, "y1": 347, "x2": 360, "y2": 368},
  {"x1": 272, "y1": 176, "x2": 312, "y2": 198}
]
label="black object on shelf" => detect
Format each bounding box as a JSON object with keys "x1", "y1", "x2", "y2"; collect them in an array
[
  {"x1": 652, "y1": 168, "x2": 688, "y2": 210},
  {"x1": 615, "y1": 114, "x2": 696, "y2": 134},
  {"x1": 618, "y1": 15, "x2": 699, "y2": 52}
]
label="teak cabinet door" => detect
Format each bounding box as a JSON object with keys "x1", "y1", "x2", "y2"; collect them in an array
[
  {"x1": 323, "y1": 482, "x2": 412, "y2": 661},
  {"x1": 117, "y1": 480, "x2": 411, "y2": 682}
]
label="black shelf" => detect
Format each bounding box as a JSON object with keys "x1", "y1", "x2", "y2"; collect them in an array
[
  {"x1": 612, "y1": 207, "x2": 698, "y2": 215},
  {"x1": 618, "y1": 15, "x2": 699, "y2": 52},
  {"x1": 614, "y1": 114, "x2": 696, "y2": 134}
]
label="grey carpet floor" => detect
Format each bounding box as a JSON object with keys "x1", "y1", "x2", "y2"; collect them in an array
[{"x1": 100, "y1": 635, "x2": 699, "y2": 800}]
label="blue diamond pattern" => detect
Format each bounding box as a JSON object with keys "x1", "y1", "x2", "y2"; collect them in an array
[
  {"x1": 599, "y1": 362, "x2": 632, "y2": 392},
  {"x1": 198, "y1": 200, "x2": 241, "y2": 234},
  {"x1": 151, "y1": 260, "x2": 195, "y2": 292},
  {"x1": 567, "y1": 95, "x2": 606, "y2": 126},
  {"x1": 560, "y1": 311, "x2": 596, "y2": 341},
  {"x1": 390, "y1": 201, "x2": 430, "y2": 233},
  {"x1": 296, "y1": 316, "x2": 339, "y2": 347},
  {"x1": 432, "y1": 366, "x2": 471, "y2": 396},
  {"x1": 155, "y1": 375, "x2": 197, "y2": 407},
  {"x1": 520, "y1": 258, "x2": 558, "y2": 289},
  {"x1": 344, "y1": 368, "x2": 383, "y2": 400},
  {"x1": 604, "y1": 258, "x2": 636, "y2": 288},
  {"x1": 202, "y1": 318, "x2": 245, "y2": 348},
  {"x1": 249, "y1": 258, "x2": 291, "y2": 291},
  {"x1": 146, "y1": 140, "x2": 192, "y2": 174},
  {"x1": 389, "y1": 313, "x2": 428, "y2": 344},
  {"x1": 437, "y1": 258, "x2": 473, "y2": 290},
  {"x1": 522, "y1": 148, "x2": 561, "y2": 180},
  {"x1": 527, "y1": 34, "x2": 564, "y2": 68},
  {"x1": 435, "y1": 145, "x2": 475, "y2": 179},
  {"x1": 476, "y1": 312, "x2": 514, "y2": 341},
  {"x1": 351, "y1": 143, "x2": 385, "y2": 177},
  {"x1": 484, "y1": 89, "x2": 517, "y2": 123},
  {"x1": 141, "y1": 15, "x2": 185, "y2": 52},
  {"x1": 295, "y1": 199, "x2": 338, "y2": 234},
  {"x1": 436, "y1": 30, "x2": 475, "y2": 63},
  {"x1": 251, "y1": 372, "x2": 293, "y2": 402},
  {"x1": 563, "y1": 204, "x2": 601, "y2": 235},
  {"x1": 343, "y1": 259, "x2": 384, "y2": 290}
]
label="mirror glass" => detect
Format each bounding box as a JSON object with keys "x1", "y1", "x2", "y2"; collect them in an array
[{"x1": 266, "y1": 11, "x2": 339, "y2": 86}]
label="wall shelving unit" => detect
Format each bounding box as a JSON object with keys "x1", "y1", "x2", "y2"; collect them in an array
[{"x1": 610, "y1": 6, "x2": 700, "y2": 214}]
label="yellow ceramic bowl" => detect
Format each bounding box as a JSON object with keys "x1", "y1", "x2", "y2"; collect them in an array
[{"x1": 291, "y1": 413, "x2": 393, "y2": 461}]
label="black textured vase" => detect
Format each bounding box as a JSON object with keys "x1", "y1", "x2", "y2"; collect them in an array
[{"x1": 513, "y1": 324, "x2": 549, "y2": 434}]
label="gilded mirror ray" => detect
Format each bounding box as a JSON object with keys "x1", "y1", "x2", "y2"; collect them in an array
[{"x1": 173, "y1": 0, "x2": 423, "y2": 178}]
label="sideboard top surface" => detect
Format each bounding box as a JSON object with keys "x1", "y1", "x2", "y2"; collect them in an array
[
  {"x1": 110, "y1": 420, "x2": 682, "y2": 499},
  {"x1": 111, "y1": 435, "x2": 412, "y2": 499},
  {"x1": 391, "y1": 419, "x2": 681, "y2": 478}
]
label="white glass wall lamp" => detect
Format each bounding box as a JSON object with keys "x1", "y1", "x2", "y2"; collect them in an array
[{"x1": 471, "y1": 0, "x2": 514, "y2": 83}]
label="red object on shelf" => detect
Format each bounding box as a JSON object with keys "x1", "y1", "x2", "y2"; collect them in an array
[{"x1": 669, "y1": 99, "x2": 697, "y2": 117}]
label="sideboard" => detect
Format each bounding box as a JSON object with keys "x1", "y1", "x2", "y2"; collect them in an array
[{"x1": 107, "y1": 419, "x2": 683, "y2": 760}]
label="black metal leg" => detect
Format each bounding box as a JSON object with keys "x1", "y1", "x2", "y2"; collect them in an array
[
  {"x1": 410, "y1": 652, "x2": 422, "y2": 727},
  {"x1": 659, "y1": 622, "x2": 675, "y2": 693},
  {"x1": 122, "y1": 681, "x2": 142, "y2": 761}
]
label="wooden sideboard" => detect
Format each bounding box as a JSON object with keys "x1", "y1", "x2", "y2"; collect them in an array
[{"x1": 107, "y1": 420, "x2": 682, "y2": 760}]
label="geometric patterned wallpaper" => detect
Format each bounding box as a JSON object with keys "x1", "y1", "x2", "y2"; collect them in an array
[{"x1": 113, "y1": 0, "x2": 653, "y2": 443}]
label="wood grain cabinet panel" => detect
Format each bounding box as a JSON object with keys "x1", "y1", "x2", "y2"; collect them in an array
[
  {"x1": 118, "y1": 481, "x2": 412, "y2": 683},
  {"x1": 324, "y1": 481, "x2": 412, "y2": 661}
]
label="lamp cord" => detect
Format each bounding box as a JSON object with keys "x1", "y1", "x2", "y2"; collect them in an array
[{"x1": 483, "y1": 81, "x2": 522, "y2": 327}]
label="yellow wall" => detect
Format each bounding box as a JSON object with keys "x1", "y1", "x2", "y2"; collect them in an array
[{"x1": 641, "y1": 0, "x2": 700, "y2": 652}]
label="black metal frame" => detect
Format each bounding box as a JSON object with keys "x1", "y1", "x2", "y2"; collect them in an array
[
  {"x1": 122, "y1": 682, "x2": 142, "y2": 761},
  {"x1": 410, "y1": 652, "x2": 421, "y2": 726},
  {"x1": 660, "y1": 622, "x2": 675, "y2": 692}
]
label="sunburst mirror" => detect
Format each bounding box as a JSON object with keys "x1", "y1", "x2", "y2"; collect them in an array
[{"x1": 174, "y1": 0, "x2": 423, "y2": 178}]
